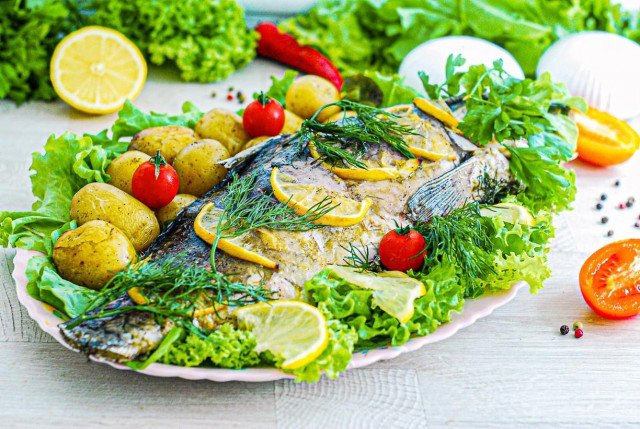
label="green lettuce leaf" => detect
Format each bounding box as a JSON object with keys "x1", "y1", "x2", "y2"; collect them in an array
[
  {"x1": 262, "y1": 70, "x2": 299, "y2": 107},
  {"x1": 25, "y1": 255, "x2": 97, "y2": 318},
  {"x1": 360, "y1": 71, "x2": 421, "y2": 107},
  {"x1": 305, "y1": 260, "x2": 465, "y2": 349}
]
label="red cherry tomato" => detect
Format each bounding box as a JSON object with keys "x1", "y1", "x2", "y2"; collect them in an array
[
  {"x1": 378, "y1": 228, "x2": 427, "y2": 272},
  {"x1": 131, "y1": 151, "x2": 179, "y2": 209},
  {"x1": 579, "y1": 239, "x2": 640, "y2": 319},
  {"x1": 242, "y1": 93, "x2": 285, "y2": 137}
]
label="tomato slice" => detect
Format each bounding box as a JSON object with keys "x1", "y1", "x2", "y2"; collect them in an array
[
  {"x1": 574, "y1": 107, "x2": 640, "y2": 166},
  {"x1": 579, "y1": 239, "x2": 640, "y2": 319}
]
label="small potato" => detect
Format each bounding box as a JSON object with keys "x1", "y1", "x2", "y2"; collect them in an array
[
  {"x1": 324, "y1": 110, "x2": 357, "y2": 123},
  {"x1": 53, "y1": 220, "x2": 136, "y2": 290},
  {"x1": 195, "y1": 108, "x2": 250, "y2": 156},
  {"x1": 107, "y1": 150, "x2": 149, "y2": 195},
  {"x1": 70, "y1": 183, "x2": 160, "y2": 252},
  {"x1": 285, "y1": 75, "x2": 341, "y2": 122},
  {"x1": 156, "y1": 194, "x2": 197, "y2": 226},
  {"x1": 243, "y1": 136, "x2": 270, "y2": 150},
  {"x1": 173, "y1": 139, "x2": 230, "y2": 197},
  {"x1": 128, "y1": 126, "x2": 197, "y2": 164},
  {"x1": 282, "y1": 109, "x2": 304, "y2": 134}
]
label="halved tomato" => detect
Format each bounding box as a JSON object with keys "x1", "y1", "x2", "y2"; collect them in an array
[
  {"x1": 579, "y1": 239, "x2": 640, "y2": 319},
  {"x1": 574, "y1": 107, "x2": 640, "y2": 166}
]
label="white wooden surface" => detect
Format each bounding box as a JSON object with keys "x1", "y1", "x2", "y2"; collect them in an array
[{"x1": 1, "y1": 60, "x2": 640, "y2": 429}]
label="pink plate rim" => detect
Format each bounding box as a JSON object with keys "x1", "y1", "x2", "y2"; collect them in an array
[{"x1": 12, "y1": 248, "x2": 526, "y2": 382}]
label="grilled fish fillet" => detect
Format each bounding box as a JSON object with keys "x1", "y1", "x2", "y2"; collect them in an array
[{"x1": 60, "y1": 104, "x2": 511, "y2": 361}]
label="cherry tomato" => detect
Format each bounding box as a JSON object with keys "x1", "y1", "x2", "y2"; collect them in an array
[
  {"x1": 579, "y1": 239, "x2": 640, "y2": 319},
  {"x1": 378, "y1": 228, "x2": 426, "y2": 272},
  {"x1": 242, "y1": 93, "x2": 285, "y2": 137},
  {"x1": 131, "y1": 151, "x2": 179, "y2": 209},
  {"x1": 574, "y1": 107, "x2": 640, "y2": 166}
]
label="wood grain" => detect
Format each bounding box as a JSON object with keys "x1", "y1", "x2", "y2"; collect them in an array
[{"x1": 0, "y1": 61, "x2": 639, "y2": 428}]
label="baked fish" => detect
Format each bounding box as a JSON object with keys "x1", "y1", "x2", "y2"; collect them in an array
[{"x1": 60, "y1": 103, "x2": 511, "y2": 361}]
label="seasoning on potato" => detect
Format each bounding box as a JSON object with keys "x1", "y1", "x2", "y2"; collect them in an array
[
  {"x1": 53, "y1": 220, "x2": 136, "y2": 290},
  {"x1": 195, "y1": 108, "x2": 250, "y2": 156},
  {"x1": 106, "y1": 150, "x2": 149, "y2": 195},
  {"x1": 128, "y1": 126, "x2": 197, "y2": 164},
  {"x1": 282, "y1": 109, "x2": 304, "y2": 134},
  {"x1": 70, "y1": 182, "x2": 160, "y2": 252},
  {"x1": 156, "y1": 194, "x2": 197, "y2": 226},
  {"x1": 173, "y1": 139, "x2": 229, "y2": 197},
  {"x1": 285, "y1": 75, "x2": 341, "y2": 122}
]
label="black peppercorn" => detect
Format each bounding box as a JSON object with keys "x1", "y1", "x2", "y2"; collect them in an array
[
  {"x1": 601, "y1": 216, "x2": 609, "y2": 224},
  {"x1": 596, "y1": 203, "x2": 603, "y2": 210},
  {"x1": 607, "y1": 230, "x2": 614, "y2": 237},
  {"x1": 615, "y1": 180, "x2": 621, "y2": 187},
  {"x1": 560, "y1": 325, "x2": 570, "y2": 335},
  {"x1": 601, "y1": 194, "x2": 608, "y2": 201}
]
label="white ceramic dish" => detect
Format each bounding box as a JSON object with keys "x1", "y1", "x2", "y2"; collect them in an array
[{"x1": 13, "y1": 248, "x2": 526, "y2": 382}]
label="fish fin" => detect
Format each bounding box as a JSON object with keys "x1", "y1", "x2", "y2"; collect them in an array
[
  {"x1": 218, "y1": 135, "x2": 292, "y2": 170},
  {"x1": 407, "y1": 157, "x2": 479, "y2": 222}
]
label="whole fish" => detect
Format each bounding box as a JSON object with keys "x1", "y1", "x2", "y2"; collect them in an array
[{"x1": 60, "y1": 103, "x2": 511, "y2": 362}]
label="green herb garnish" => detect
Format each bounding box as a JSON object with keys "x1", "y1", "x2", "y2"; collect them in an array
[
  {"x1": 297, "y1": 99, "x2": 416, "y2": 169},
  {"x1": 340, "y1": 242, "x2": 381, "y2": 273},
  {"x1": 414, "y1": 203, "x2": 495, "y2": 298},
  {"x1": 68, "y1": 255, "x2": 273, "y2": 336}
]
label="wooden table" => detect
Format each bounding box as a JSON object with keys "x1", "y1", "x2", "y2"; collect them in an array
[{"x1": 2, "y1": 60, "x2": 639, "y2": 428}]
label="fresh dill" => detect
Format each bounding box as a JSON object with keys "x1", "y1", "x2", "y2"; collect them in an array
[
  {"x1": 414, "y1": 202, "x2": 496, "y2": 298},
  {"x1": 296, "y1": 99, "x2": 416, "y2": 169},
  {"x1": 341, "y1": 242, "x2": 382, "y2": 273},
  {"x1": 210, "y1": 172, "x2": 338, "y2": 268},
  {"x1": 68, "y1": 255, "x2": 273, "y2": 336}
]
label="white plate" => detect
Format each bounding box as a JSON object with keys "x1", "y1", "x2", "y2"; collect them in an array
[{"x1": 13, "y1": 248, "x2": 526, "y2": 382}]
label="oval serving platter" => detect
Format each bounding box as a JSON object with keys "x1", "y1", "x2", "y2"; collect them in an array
[{"x1": 13, "y1": 248, "x2": 526, "y2": 382}]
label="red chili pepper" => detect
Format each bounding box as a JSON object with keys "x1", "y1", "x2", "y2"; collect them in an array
[{"x1": 255, "y1": 22, "x2": 343, "y2": 91}]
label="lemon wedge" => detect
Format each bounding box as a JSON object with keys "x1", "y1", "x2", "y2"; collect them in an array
[
  {"x1": 235, "y1": 301, "x2": 329, "y2": 370},
  {"x1": 50, "y1": 26, "x2": 147, "y2": 114},
  {"x1": 413, "y1": 97, "x2": 461, "y2": 133},
  {"x1": 327, "y1": 265, "x2": 426, "y2": 323},
  {"x1": 308, "y1": 143, "x2": 421, "y2": 181},
  {"x1": 194, "y1": 202, "x2": 279, "y2": 270},
  {"x1": 270, "y1": 167, "x2": 371, "y2": 227},
  {"x1": 480, "y1": 202, "x2": 536, "y2": 226}
]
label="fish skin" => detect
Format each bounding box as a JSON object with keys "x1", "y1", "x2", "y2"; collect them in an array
[{"x1": 58, "y1": 104, "x2": 511, "y2": 362}]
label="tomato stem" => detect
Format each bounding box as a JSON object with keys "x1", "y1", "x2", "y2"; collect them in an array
[
  {"x1": 256, "y1": 92, "x2": 269, "y2": 106},
  {"x1": 149, "y1": 150, "x2": 167, "y2": 180}
]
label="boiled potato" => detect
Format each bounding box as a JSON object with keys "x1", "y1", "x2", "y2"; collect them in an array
[
  {"x1": 70, "y1": 183, "x2": 160, "y2": 252},
  {"x1": 195, "y1": 108, "x2": 250, "y2": 156},
  {"x1": 325, "y1": 110, "x2": 357, "y2": 123},
  {"x1": 173, "y1": 139, "x2": 229, "y2": 197},
  {"x1": 156, "y1": 194, "x2": 197, "y2": 225},
  {"x1": 243, "y1": 136, "x2": 270, "y2": 150},
  {"x1": 53, "y1": 220, "x2": 136, "y2": 290},
  {"x1": 128, "y1": 126, "x2": 197, "y2": 164},
  {"x1": 107, "y1": 150, "x2": 149, "y2": 195},
  {"x1": 282, "y1": 109, "x2": 304, "y2": 134},
  {"x1": 285, "y1": 75, "x2": 341, "y2": 122}
]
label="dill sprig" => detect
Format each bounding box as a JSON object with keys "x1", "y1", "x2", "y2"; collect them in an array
[
  {"x1": 414, "y1": 203, "x2": 496, "y2": 298},
  {"x1": 477, "y1": 169, "x2": 524, "y2": 205},
  {"x1": 340, "y1": 242, "x2": 382, "y2": 273},
  {"x1": 67, "y1": 255, "x2": 273, "y2": 336},
  {"x1": 297, "y1": 99, "x2": 416, "y2": 169},
  {"x1": 210, "y1": 172, "x2": 338, "y2": 268}
]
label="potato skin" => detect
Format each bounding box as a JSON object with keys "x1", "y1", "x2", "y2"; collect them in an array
[
  {"x1": 243, "y1": 136, "x2": 270, "y2": 150},
  {"x1": 325, "y1": 110, "x2": 357, "y2": 123},
  {"x1": 285, "y1": 75, "x2": 341, "y2": 122},
  {"x1": 155, "y1": 194, "x2": 197, "y2": 226},
  {"x1": 53, "y1": 220, "x2": 136, "y2": 290},
  {"x1": 128, "y1": 126, "x2": 197, "y2": 164},
  {"x1": 173, "y1": 139, "x2": 229, "y2": 197},
  {"x1": 70, "y1": 183, "x2": 160, "y2": 252},
  {"x1": 107, "y1": 150, "x2": 149, "y2": 195},
  {"x1": 195, "y1": 108, "x2": 250, "y2": 156},
  {"x1": 282, "y1": 110, "x2": 304, "y2": 134}
]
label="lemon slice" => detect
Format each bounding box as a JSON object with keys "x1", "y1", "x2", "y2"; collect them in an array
[
  {"x1": 480, "y1": 202, "x2": 536, "y2": 226},
  {"x1": 271, "y1": 167, "x2": 371, "y2": 227},
  {"x1": 50, "y1": 26, "x2": 147, "y2": 114},
  {"x1": 407, "y1": 146, "x2": 457, "y2": 162},
  {"x1": 235, "y1": 301, "x2": 329, "y2": 370},
  {"x1": 327, "y1": 265, "x2": 426, "y2": 323},
  {"x1": 413, "y1": 97, "x2": 461, "y2": 133},
  {"x1": 194, "y1": 202, "x2": 279, "y2": 269},
  {"x1": 308, "y1": 143, "x2": 421, "y2": 181}
]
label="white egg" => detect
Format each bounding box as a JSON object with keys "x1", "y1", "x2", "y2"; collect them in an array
[
  {"x1": 398, "y1": 36, "x2": 524, "y2": 93},
  {"x1": 537, "y1": 31, "x2": 640, "y2": 119}
]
